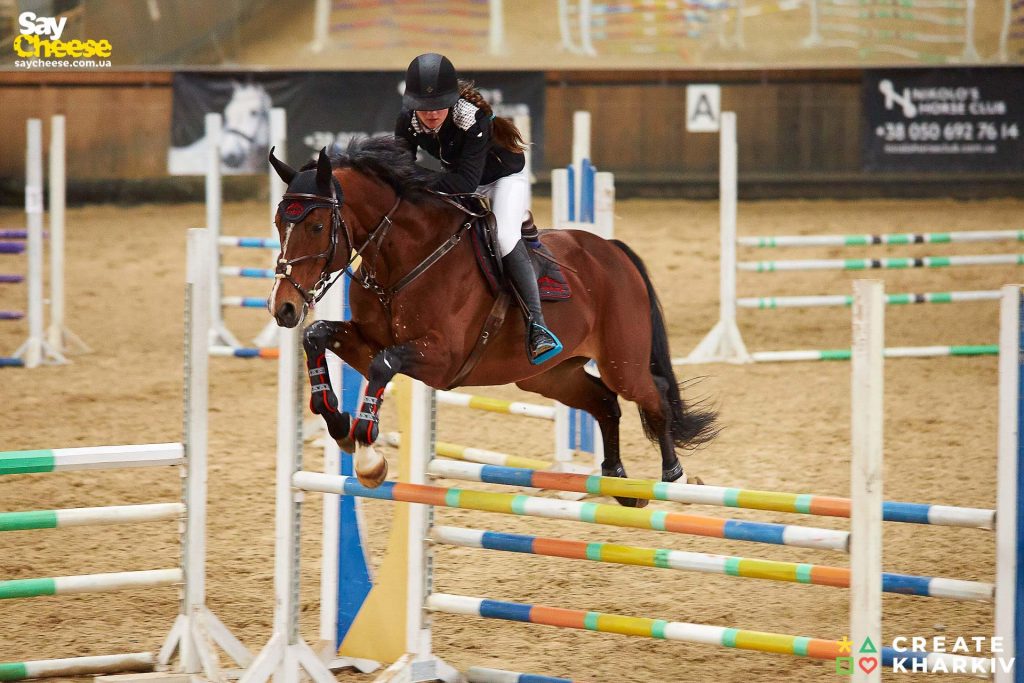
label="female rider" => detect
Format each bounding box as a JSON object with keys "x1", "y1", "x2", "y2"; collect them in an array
[{"x1": 394, "y1": 52, "x2": 562, "y2": 365}]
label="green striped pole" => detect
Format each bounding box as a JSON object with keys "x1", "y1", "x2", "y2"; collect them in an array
[
  {"x1": 750, "y1": 345, "x2": 998, "y2": 363},
  {"x1": 0, "y1": 569, "x2": 182, "y2": 600},
  {"x1": 0, "y1": 444, "x2": 183, "y2": 475},
  {"x1": 739, "y1": 229, "x2": 1023, "y2": 248},
  {"x1": 678, "y1": 344, "x2": 998, "y2": 365},
  {"x1": 738, "y1": 290, "x2": 1000, "y2": 309},
  {"x1": 0, "y1": 653, "x2": 154, "y2": 681},
  {"x1": 739, "y1": 254, "x2": 1024, "y2": 273},
  {"x1": 0, "y1": 503, "x2": 183, "y2": 532}
]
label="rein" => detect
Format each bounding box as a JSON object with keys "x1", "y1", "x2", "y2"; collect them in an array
[{"x1": 275, "y1": 186, "x2": 486, "y2": 311}]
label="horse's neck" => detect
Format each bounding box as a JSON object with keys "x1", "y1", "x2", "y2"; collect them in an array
[
  {"x1": 343, "y1": 187, "x2": 463, "y2": 287},
  {"x1": 377, "y1": 203, "x2": 465, "y2": 287}
]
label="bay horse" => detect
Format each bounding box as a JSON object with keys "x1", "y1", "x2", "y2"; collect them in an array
[{"x1": 267, "y1": 139, "x2": 716, "y2": 506}]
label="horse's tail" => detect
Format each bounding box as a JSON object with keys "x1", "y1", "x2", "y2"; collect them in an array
[{"x1": 610, "y1": 239, "x2": 719, "y2": 450}]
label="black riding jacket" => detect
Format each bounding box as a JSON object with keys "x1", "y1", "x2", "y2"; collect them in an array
[{"x1": 394, "y1": 98, "x2": 526, "y2": 194}]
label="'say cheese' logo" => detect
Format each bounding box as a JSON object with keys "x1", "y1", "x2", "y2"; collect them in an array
[{"x1": 13, "y1": 11, "x2": 111, "y2": 59}]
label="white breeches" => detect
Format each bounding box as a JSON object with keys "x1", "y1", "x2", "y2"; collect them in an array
[{"x1": 476, "y1": 168, "x2": 530, "y2": 257}]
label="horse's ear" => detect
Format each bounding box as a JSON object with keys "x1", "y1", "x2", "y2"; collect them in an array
[
  {"x1": 316, "y1": 147, "x2": 333, "y2": 196},
  {"x1": 268, "y1": 146, "x2": 296, "y2": 184}
]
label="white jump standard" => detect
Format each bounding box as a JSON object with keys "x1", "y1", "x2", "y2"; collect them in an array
[
  {"x1": 3, "y1": 116, "x2": 86, "y2": 369},
  {"x1": 682, "y1": 109, "x2": 1013, "y2": 364},
  {"x1": 0, "y1": 229, "x2": 250, "y2": 681}
]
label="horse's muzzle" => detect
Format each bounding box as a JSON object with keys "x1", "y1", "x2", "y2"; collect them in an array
[{"x1": 274, "y1": 301, "x2": 303, "y2": 329}]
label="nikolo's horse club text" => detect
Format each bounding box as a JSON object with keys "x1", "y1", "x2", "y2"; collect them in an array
[{"x1": 266, "y1": 140, "x2": 717, "y2": 505}]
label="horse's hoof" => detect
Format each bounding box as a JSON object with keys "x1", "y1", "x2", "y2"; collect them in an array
[
  {"x1": 355, "y1": 444, "x2": 387, "y2": 488},
  {"x1": 686, "y1": 475, "x2": 705, "y2": 486},
  {"x1": 615, "y1": 496, "x2": 649, "y2": 508}
]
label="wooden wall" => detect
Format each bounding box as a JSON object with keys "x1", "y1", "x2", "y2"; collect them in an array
[
  {"x1": 0, "y1": 69, "x2": 1017, "y2": 200},
  {"x1": 0, "y1": 72, "x2": 173, "y2": 182},
  {"x1": 544, "y1": 70, "x2": 863, "y2": 180}
]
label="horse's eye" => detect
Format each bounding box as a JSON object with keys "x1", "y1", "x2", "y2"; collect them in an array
[{"x1": 312, "y1": 223, "x2": 324, "y2": 233}]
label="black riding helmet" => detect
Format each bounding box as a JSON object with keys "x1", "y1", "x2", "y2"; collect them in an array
[{"x1": 402, "y1": 53, "x2": 459, "y2": 111}]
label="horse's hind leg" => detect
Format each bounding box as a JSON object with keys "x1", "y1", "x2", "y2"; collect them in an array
[
  {"x1": 595, "y1": 357, "x2": 687, "y2": 485},
  {"x1": 516, "y1": 359, "x2": 647, "y2": 508},
  {"x1": 647, "y1": 376, "x2": 686, "y2": 481}
]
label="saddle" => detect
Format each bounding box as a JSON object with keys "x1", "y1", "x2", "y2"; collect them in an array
[{"x1": 470, "y1": 210, "x2": 572, "y2": 301}]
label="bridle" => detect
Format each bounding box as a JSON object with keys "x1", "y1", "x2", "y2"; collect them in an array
[{"x1": 274, "y1": 178, "x2": 402, "y2": 308}]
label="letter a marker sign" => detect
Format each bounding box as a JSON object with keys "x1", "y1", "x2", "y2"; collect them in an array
[
  {"x1": 682, "y1": 85, "x2": 752, "y2": 365},
  {"x1": 686, "y1": 84, "x2": 721, "y2": 133}
]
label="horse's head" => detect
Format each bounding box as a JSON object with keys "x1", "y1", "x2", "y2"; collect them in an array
[
  {"x1": 221, "y1": 82, "x2": 271, "y2": 169},
  {"x1": 268, "y1": 146, "x2": 344, "y2": 328}
]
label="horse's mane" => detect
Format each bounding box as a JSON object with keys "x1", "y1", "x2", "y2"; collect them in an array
[{"x1": 300, "y1": 136, "x2": 445, "y2": 205}]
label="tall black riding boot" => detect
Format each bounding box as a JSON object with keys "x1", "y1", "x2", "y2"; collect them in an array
[{"x1": 502, "y1": 240, "x2": 563, "y2": 364}]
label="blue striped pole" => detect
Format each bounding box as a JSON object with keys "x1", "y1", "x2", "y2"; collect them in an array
[
  {"x1": 467, "y1": 667, "x2": 581, "y2": 683},
  {"x1": 427, "y1": 460, "x2": 995, "y2": 529}
]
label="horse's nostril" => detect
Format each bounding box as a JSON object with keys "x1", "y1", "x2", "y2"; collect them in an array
[{"x1": 276, "y1": 301, "x2": 298, "y2": 327}]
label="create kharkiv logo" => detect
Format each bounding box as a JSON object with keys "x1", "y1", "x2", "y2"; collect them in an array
[{"x1": 11, "y1": 11, "x2": 111, "y2": 68}]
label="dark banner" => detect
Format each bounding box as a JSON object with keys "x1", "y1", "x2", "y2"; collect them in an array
[
  {"x1": 168, "y1": 71, "x2": 545, "y2": 175},
  {"x1": 863, "y1": 68, "x2": 1024, "y2": 172}
]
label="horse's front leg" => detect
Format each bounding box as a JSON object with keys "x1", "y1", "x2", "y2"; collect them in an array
[
  {"x1": 303, "y1": 321, "x2": 426, "y2": 487},
  {"x1": 341, "y1": 343, "x2": 430, "y2": 487},
  {"x1": 303, "y1": 320, "x2": 371, "y2": 446}
]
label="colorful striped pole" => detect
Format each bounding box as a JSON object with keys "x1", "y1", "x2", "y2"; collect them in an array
[
  {"x1": 427, "y1": 460, "x2": 995, "y2": 529},
  {"x1": 0, "y1": 443, "x2": 184, "y2": 475},
  {"x1": 0, "y1": 653, "x2": 155, "y2": 681},
  {"x1": 385, "y1": 432, "x2": 553, "y2": 470},
  {"x1": 221, "y1": 296, "x2": 270, "y2": 308},
  {"x1": 0, "y1": 275, "x2": 23, "y2": 284},
  {"x1": 0, "y1": 230, "x2": 29, "y2": 239},
  {"x1": 208, "y1": 345, "x2": 279, "y2": 359},
  {"x1": 467, "y1": 667, "x2": 582, "y2": 683},
  {"x1": 293, "y1": 471, "x2": 851, "y2": 552},
  {"x1": 435, "y1": 390, "x2": 557, "y2": 420},
  {"x1": 217, "y1": 236, "x2": 281, "y2": 249},
  {"x1": 218, "y1": 266, "x2": 276, "y2": 279},
  {"x1": 0, "y1": 503, "x2": 184, "y2": 532},
  {"x1": 739, "y1": 253, "x2": 1024, "y2": 273},
  {"x1": 739, "y1": 229, "x2": 1024, "y2": 248},
  {"x1": 744, "y1": 345, "x2": 999, "y2": 363},
  {"x1": 427, "y1": 593, "x2": 991, "y2": 675},
  {"x1": 433, "y1": 525, "x2": 993, "y2": 601},
  {"x1": 0, "y1": 569, "x2": 183, "y2": 600},
  {"x1": 738, "y1": 289, "x2": 1000, "y2": 309},
  {"x1": 0, "y1": 311, "x2": 25, "y2": 321},
  {"x1": 0, "y1": 242, "x2": 26, "y2": 254}
]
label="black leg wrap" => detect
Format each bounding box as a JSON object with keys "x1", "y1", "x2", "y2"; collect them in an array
[
  {"x1": 348, "y1": 393, "x2": 382, "y2": 445},
  {"x1": 662, "y1": 460, "x2": 684, "y2": 482},
  {"x1": 306, "y1": 354, "x2": 338, "y2": 416},
  {"x1": 304, "y1": 321, "x2": 342, "y2": 418}
]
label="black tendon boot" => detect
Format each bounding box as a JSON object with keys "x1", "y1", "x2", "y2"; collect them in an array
[{"x1": 502, "y1": 240, "x2": 563, "y2": 364}]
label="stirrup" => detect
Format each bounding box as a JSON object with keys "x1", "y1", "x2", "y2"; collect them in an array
[{"x1": 528, "y1": 323, "x2": 563, "y2": 365}]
